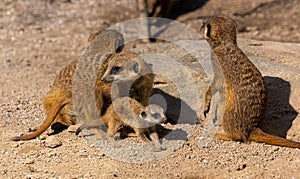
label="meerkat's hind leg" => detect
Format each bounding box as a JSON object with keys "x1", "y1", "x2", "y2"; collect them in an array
[
  {"x1": 134, "y1": 128, "x2": 151, "y2": 143},
  {"x1": 75, "y1": 118, "x2": 103, "y2": 135},
  {"x1": 75, "y1": 119, "x2": 120, "y2": 147},
  {"x1": 90, "y1": 128, "x2": 121, "y2": 148}
]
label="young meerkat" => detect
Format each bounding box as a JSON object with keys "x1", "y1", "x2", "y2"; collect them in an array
[
  {"x1": 201, "y1": 16, "x2": 300, "y2": 148},
  {"x1": 12, "y1": 31, "x2": 154, "y2": 141},
  {"x1": 76, "y1": 97, "x2": 166, "y2": 151}
]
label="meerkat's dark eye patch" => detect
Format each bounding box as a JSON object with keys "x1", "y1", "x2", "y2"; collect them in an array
[
  {"x1": 151, "y1": 113, "x2": 161, "y2": 119},
  {"x1": 132, "y1": 62, "x2": 139, "y2": 73},
  {"x1": 140, "y1": 111, "x2": 147, "y2": 118},
  {"x1": 111, "y1": 66, "x2": 121, "y2": 74},
  {"x1": 204, "y1": 23, "x2": 211, "y2": 38}
]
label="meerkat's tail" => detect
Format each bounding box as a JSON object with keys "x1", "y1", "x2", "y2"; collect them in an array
[
  {"x1": 249, "y1": 128, "x2": 300, "y2": 149},
  {"x1": 75, "y1": 118, "x2": 105, "y2": 135},
  {"x1": 11, "y1": 95, "x2": 70, "y2": 141}
]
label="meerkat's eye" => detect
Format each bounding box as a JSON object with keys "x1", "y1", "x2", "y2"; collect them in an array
[
  {"x1": 132, "y1": 62, "x2": 139, "y2": 73},
  {"x1": 111, "y1": 66, "x2": 121, "y2": 74},
  {"x1": 204, "y1": 23, "x2": 211, "y2": 38},
  {"x1": 140, "y1": 111, "x2": 147, "y2": 118},
  {"x1": 151, "y1": 113, "x2": 161, "y2": 119}
]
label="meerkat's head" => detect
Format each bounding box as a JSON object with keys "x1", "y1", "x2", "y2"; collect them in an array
[
  {"x1": 139, "y1": 104, "x2": 167, "y2": 125},
  {"x1": 87, "y1": 29, "x2": 125, "y2": 53},
  {"x1": 200, "y1": 16, "x2": 237, "y2": 47},
  {"x1": 101, "y1": 51, "x2": 144, "y2": 83}
]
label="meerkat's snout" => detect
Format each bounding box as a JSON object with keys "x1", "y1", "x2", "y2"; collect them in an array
[
  {"x1": 101, "y1": 65, "x2": 122, "y2": 82},
  {"x1": 100, "y1": 76, "x2": 114, "y2": 83}
]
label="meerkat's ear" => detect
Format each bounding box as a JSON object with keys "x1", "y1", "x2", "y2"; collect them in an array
[
  {"x1": 115, "y1": 40, "x2": 124, "y2": 53},
  {"x1": 88, "y1": 31, "x2": 101, "y2": 42},
  {"x1": 232, "y1": 19, "x2": 238, "y2": 31},
  {"x1": 140, "y1": 111, "x2": 147, "y2": 118},
  {"x1": 204, "y1": 23, "x2": 211, "y2": 38}
]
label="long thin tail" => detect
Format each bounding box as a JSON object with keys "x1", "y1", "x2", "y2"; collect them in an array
[
  {"x1": 250, "y1": 128, "x2": 300, "y2": 149},
  {"x1": 11, "y1": 96, "x2": 70, "y2": 141}
]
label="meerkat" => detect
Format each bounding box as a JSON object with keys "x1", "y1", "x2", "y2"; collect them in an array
[
  {"x1": 12, "y1": 31, "x2": 153, "y2": 141},
  {"x1": 11, "y1": 29, "x2": 124, "y2": 141},
  {"x1": 76, "y1": 97, "x2": 166, "y2": 151},
  {"x1": 201, "y1": 16, "x2": 300, "y2": 148}
]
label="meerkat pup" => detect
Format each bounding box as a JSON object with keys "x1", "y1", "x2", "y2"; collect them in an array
[
  {"x1": 12, "y1": 31, "x2": 154, "y2": 141},
  {"x1": 76, "y1": 97, "x2": 166, "y2": 151},
  {"x1": 201, "y1": 16, "x2": 300, "y2": 148}
]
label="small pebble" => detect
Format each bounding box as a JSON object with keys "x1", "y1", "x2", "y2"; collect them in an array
[
  {"x1": 202, "y1": 159, "x2": 208, "y2": 164},
  {"x1": 45, "y1": 136, "x2": 62, "y2": 148},
  {"x1": 236, "y1": 164, "x2": 246, "y2": 171},
  {"x1": 1, "y1": 170, "x2": 8, "y2": 175}
]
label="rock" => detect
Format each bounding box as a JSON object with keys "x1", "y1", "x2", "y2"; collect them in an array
[
  {"x1": 3, "y1": 113, "x2": 10, "y2": 118},
  {"x1": 202, "y1": 159, "x2": 209, "y2": 164},
  {"x1": 236, "y1": 164, "x2": 247, "y2": 171},
  {"x1": 45, "y1": 136, "x2": 62, "y2": 148}
]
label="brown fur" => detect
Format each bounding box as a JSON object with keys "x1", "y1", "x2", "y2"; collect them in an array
[
  {"x1": 12, "y1": 30, "x2": 153, "y2": 141},
  {"x1": 76, "y1": 97, "x2": 166, "y2": 150},
  {"x1": 201, "y1": 16, "x2": 300, "y2": 148}
]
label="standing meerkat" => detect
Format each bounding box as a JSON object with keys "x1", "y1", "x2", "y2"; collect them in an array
[
  {"x1": 12, "y1": 31, "x2": 153, "y2": 141},
  {"x1": 76, "y1": 97, "x2": 166, "y2": 151},
  {"x1": 201, "y1": 16, "x2": 300, "y2": 148}
]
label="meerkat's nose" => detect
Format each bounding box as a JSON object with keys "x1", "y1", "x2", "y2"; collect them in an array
[
  {"x1": 101, "y1": 76, "x2": 114, "y2": 83},
  {"x1": 100, "y1": 77, "x2": 106, "y2": 82}
]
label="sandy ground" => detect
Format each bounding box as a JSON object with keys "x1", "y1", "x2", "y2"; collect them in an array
[{"x1": 1, "y1": 0, "x2": 300, "y2": 178}]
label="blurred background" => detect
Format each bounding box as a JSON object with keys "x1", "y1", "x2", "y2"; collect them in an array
[
  {"x1": 1, "y1": 0, "x2": 299, "y2": 44},
  {"x1": 2, "y1": 0, "x2": 298, "y2": 76}
]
